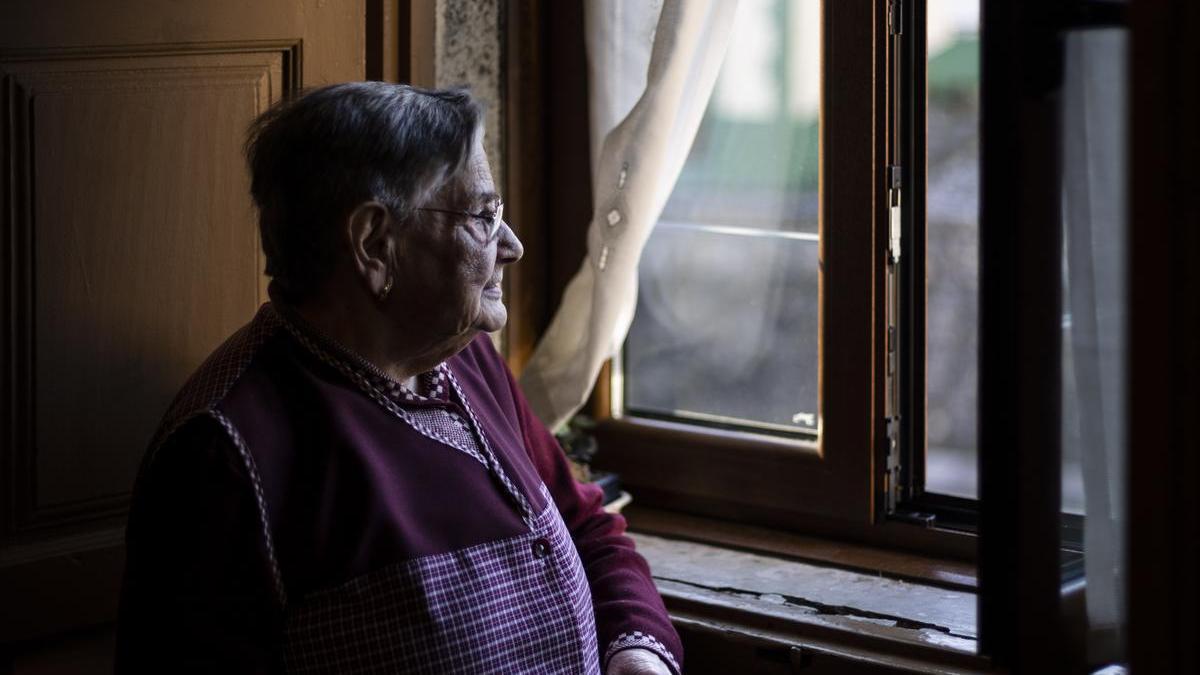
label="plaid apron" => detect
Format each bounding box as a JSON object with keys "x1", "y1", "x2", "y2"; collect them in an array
[
  {"x1": 281, "y1": 486, "x2": 600, "y2": 674},
  {"x1": 154, "y1": 305, "x2": 603, "y2": 673},
  {"x1": 274, "y1": 309, "x2": 602, "y2": 674}
]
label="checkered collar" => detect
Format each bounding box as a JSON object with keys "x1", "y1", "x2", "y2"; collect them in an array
[
  {"x1": 272, "y1": 302, "x2": 450, "y2": 405},
  {"x1": 374, "y1": 365, "x2": 450, "y2": 405}
]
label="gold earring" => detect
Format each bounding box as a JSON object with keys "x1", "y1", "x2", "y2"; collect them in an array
[{"x1": 379, "y1": 277, "x2": 393, "y2": 301}]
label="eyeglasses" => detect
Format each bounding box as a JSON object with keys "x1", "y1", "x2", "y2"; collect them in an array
[{"x1": 416, "y1": 201, "x2": 505, "y2": 241}]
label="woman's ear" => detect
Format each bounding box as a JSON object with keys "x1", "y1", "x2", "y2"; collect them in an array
[{"x1": 344, "y1": 201, "x2": 395, "y2": 299}]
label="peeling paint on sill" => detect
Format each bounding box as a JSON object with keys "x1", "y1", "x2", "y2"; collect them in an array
[
  {"x1": 655, "y1": 575, "x2": 971, "y2": 639},
  {"x1": 630, "y1": 532, "x2": 978, "y2": 654}
]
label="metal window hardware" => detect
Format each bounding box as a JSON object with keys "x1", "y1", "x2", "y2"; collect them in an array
[
  {"x1": 883, "y1": 5, "x2": 905, "y2": 515},
  {"x1": 884, "y1": 415, "x2": 903, "y2": 512},
  {"x1": 887, "y1": 165, "x2": 902, "y2": 264},
  {"x1": 892, "y1": 509, "x2": 937, "y2": 528},
  {"x1": 888, "y1": 0, "x2": 903, "y2": 36}
]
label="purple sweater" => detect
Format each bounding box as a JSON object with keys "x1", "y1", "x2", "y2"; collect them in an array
[{"x1": 116, "y1": 304, "x2": 681, "y2": 673}]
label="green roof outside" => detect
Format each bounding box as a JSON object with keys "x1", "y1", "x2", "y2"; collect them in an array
[{"x1": 928, "y1": 34, "x2": 980, "y2": 95}]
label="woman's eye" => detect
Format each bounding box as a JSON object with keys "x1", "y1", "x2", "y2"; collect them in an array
[{"x1": 469, "y1": 217, "x2": 493, "y2": 238}]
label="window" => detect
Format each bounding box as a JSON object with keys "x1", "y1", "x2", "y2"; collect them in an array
[
  {"x1": 594, "y1": 0, "x2": 893, "y2": 532},
  {"x1": 921, "y1": 3, "x2": 1090, "y2": 517},
  {"x1": 541, "y1": 5, "x2": 1134, "y2": 659},
  {"x1": 594, "y1": 0, "x2": 1125, "y2": 570},
  {"x1": 621, "y1": 0, "x2": 820, "y2": 438},
  {"x1": 518, "y1": 0, "x2": 1187, "y2": 671},
  {"x1": 923, "y1": 1, "x2": 980, "y2": 502}
]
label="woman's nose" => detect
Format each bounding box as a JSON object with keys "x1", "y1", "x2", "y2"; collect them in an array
[{"x1": 497, "y1": 220, "x2": 523, "y2": 264}]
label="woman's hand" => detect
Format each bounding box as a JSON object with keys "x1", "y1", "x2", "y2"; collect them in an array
[{"x1": 606, "y1": 648, "x2": 673, "y2": 675}]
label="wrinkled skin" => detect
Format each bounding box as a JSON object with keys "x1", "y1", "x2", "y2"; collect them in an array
[
  {"x1": 388, "y1": 138, "x2": 522, "y2": 342},
  {"x1": 295, "y1": 137, "x2": 522, "y2": 384}
]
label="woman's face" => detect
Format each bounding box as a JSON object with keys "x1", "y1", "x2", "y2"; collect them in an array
[{"x1": 391, "y1": 141, "x2": 523, "y2": 342}]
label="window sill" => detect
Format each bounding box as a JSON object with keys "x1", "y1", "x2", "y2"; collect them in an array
[
  {"x1": 593, "y1": 419, "x2": 978, "y2": 560},
  {"x1": 631, "y1": 532, "x2": 993, "y2": 673},
  {"x1": 624, "y1": 505, "x2": 976, "y2": 591}
]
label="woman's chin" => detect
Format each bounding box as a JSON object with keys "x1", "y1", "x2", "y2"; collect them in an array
[{"x1": 476, "y1": 302, "x2": 508, "y2": 333}]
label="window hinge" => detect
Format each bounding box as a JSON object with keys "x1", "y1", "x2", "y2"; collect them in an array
[
  {"x1": 887, "y1": 165, "x2": 902, "y2": 263},
  {"x1": 888, "y1": 0, "x2": 903, "y2": 36},
  {"x1": 892, "y1": 509, "x2": 937, "y2": 528},
  {"x1": 883, "y1": 415, "x2": 902, "y2": 511}
]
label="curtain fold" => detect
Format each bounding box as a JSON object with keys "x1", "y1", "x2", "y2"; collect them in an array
[
  {"x1": 520, "y1": 0, "x2": 738, "y2": 430},
  {"x1": 1062, "y1": 29, "x2": 1127, "y2": 662}
]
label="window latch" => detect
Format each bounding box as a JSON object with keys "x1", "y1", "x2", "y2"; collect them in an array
[
  {"x1": 888, "y1": 0, "x2": 903, "y2": 36},
  {"x1": 884, "y1": 415, "x2": 902, "y2": 511},
  {"x1": 887, "y1": 165, "x2": 902, "y2": 264}
]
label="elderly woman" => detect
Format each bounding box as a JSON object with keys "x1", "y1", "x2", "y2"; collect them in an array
[{"x1": 115, "y1": 83, "x2": 680, "y2": 675}]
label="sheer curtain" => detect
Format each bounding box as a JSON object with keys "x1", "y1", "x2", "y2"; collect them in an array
[
  {"x1": 519, "y1": 0, "x2": 738, "y2": 431},
  {"x1": 1062, "y1": 29, "x2": 1127, "y2": 663}
]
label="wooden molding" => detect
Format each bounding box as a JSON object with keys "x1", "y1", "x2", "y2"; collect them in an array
[
  {"x1": 976, "y1": 2, "x2": 1065, "y2": 669},
  {"x1": 1128, "y1": 0, "x2": 1200, "y2": 672},
  {"x1": 502, "y1": 0, "x2": 546, "y2": 374},
  {"x1": 1, "y1": 42, "x2": 299, "y2": 540}
]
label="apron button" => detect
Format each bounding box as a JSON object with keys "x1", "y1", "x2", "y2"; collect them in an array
[{"x1": 531, "y1": 538, "x2": 552, "y2": 558}]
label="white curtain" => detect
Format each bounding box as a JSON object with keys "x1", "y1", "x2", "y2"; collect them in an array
[
  {"x1": 519, "y1": 0, "x2": 739, "y2": 430},
  {"x1": 1062, "y1": 29, "x2": 1127, "y2": 663}
]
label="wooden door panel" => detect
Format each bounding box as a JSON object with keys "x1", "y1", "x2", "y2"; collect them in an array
[
  {"x1": 0, "y1": 41, "x2": 293, "y2": 646},
  {"x1": 0, "y1": 0, "x2": 365, "y2": 649},
  {"x1": 6, "y1": 46, "x2": 287, "y2": 534}
]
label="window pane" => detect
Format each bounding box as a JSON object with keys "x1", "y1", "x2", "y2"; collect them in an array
[
  {"x1": 1061, "y1": 27, "x2": 1127, "y2": 656},
  {"x1": 924, "y1": 1, "x2": 980, "y2": 498},
  {"x1": 623, "y1": 0, "x2": 820, "y2": 434},
  {"x1": 923, "y1": 4, "x2": 1094, "y2": 516}
]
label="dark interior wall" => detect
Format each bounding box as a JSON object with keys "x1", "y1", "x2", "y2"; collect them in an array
[
  {"x1": 0, "y1": 3, "x2": 383, "y2": 672},
  {"x1": 2, "y1": 627, "x2": 114, "y2": 675},
  {"x1": 541, "y1": 0, "x2": 593, "y2": 321}
]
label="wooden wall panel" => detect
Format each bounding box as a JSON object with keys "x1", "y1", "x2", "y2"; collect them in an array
[
  {"x1": 0, "y1": 0, "x2": 364, "y2": 656},
  {"x1": 2, "y1": 45, "x2": 293, "y2": 539},
  {"x1": 0, "y1": 43, "x2": 304, "y2": 647}
]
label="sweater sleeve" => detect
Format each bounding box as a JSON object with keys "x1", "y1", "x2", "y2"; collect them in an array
[
  {"x1": 116, "y1": 416, "x2": 284, "y2": 674},
  {"x1": 497, "y1": 359, "x2": 683, "y2": 674}
]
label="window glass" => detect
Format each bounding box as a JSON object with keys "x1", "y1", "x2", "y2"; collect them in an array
[
  {"x1": 622, "y1": 0, "x2": 821, "y2": 435},
  {"x1": 924, "y1": 3, "x2": 1090, "y2": 512},
  {"x1": 1061, "y1": 27, "x2": 1127, "y2": 656},
  {"x1": 924, "y1": 0, "x2": 981, "y2": 498}
]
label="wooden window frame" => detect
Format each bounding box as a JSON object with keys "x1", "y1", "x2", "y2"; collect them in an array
[
  {"x1": 568, "y1": 1, "x2": 979, "y2": 563},
  {"x1": 503, "y1": 0, "x2": 980, "y2": 561},
  {"x1": 1127, "y1": 1, "x2": 1200, "y2": 672},
  {"x1": 498, "y1": 0, "x2": 1200, "y2": 670},
  {"x1": 594, "y1": 0, "x2": 888, "y2": 528},
  {"x1": 506, "y1": 0, "x2": 1100, "y2": 570}
]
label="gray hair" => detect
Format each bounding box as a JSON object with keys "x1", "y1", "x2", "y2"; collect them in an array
[{"x1": 246, "y1": 82, "x2": 484, "y2": 301}]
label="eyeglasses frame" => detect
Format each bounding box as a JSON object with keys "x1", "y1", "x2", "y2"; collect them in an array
[{"x1": 416, "y1": 201, "x2": 505, "y2": 241}]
